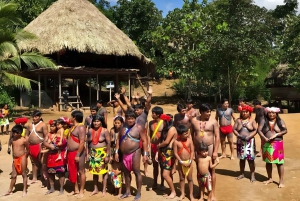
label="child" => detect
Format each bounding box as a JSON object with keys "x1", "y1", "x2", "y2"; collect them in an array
[
  {"x1": 41, "y1": 118, "x2": 65, "y2": 161},
  {"x1": 3, "y1": 125, "x2": 28, "y2": 197},
  {"x1": 173, "y1": 125, "x2": 195, "y2": 201},
  {"x1": 110, "y1": 116, "x2": 124, "y2": 161},
  {"x1": 109, "y1": 160, "x2": 123, "y2": 197},
  {"x1": 197, "y1": 142, "x2": 220, "y2": 201}
]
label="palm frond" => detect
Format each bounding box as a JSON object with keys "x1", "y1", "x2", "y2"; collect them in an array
[
  {"x1": 2, "y1": 71, "x2": 36, "y2": 91},
  {"x1": 0, "y1": 41, "x2": 19, "y2": 59},
  {"x1": 20, "y1": 52, "x2": 57, "y2": 70},
  {"x1": 0, "y1": 56, "x2": 20, "y2": 71},
  {"x1": 15, "y1": 29, "x2": 37, "y2": 43},
  {"x1": 0, "y1": 2, "x2": 22, "y2": 28},
  {"x1": 0, "y1": 30, "x2": 16, "y2": 44}
]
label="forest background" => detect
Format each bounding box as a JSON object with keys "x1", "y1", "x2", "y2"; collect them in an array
[{"x1": 1, "y1": 0, "x2": 300, "y2": 109}]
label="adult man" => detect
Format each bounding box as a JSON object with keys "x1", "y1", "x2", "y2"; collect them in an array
[
  {"x1": 115, "y1": 109, "x2": 148, "y2": 201},
  {"x1": 215, "y1": 98, "x2": 235, "y2": 160},
  {"x1": 186, "y1": 99, "x2": 199, "y2": 119},
  {"x1": 115, "y1": 87, "x2": 153, "y2": 176},
  {"x1": 25, "y1": 110, "x2": 54, "y2": 184},
  {"x1": 174, "y1": 103, "x2": 191, "y2": 128},
  {"x1": 191, "y1": 104, "x2": 220, "y2": 201},
  {"x1": 149, "y1": 106, "x2": 165, "y2": 190},
  {"x1": 96, "y1": 100, "x2": 107, "y2": 128},
  {"x1": 67, "y1": 110, "x2": 86, "y2": 198},
  {"x1": 84, "y1": 105, "x2": 98, "y2": 129},
  {"x1": 253, "y1": 100, "x2": 266, "y2": 157}
]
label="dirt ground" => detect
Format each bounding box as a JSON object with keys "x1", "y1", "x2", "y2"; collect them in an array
[{"x1": 0, "y1": 105, "x2": 299, "y2": 201}]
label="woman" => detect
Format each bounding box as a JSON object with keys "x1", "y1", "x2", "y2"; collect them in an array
[
  {"x1": 0, "y1": 103, "x2": 10, "y2": 134},
  {"x1": 46, "y1": 120, "x2": 67, "y2": 195},
  {"x1": 258, "y1": 107, "x2": 287, "y2": 188},
  {"x1": 87, "y1": 115, "x2": 111, "y2": 196},
  {"x1": 155, "y1": 114, "x2": 177, "y2": 199},
  {"x1": 233, "y1": 105, "x2": 257, "y2": 182}
]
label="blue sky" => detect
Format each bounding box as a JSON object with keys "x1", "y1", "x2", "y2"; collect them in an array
[{"x1": 107, "y1": 0, "x2": 295, "y2": 16}]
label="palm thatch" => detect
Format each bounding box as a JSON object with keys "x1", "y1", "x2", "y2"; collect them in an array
[{"x1": 18, "y1": 0, "x2": 148, "y2": 62}]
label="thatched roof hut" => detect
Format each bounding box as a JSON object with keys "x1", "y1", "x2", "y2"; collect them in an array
[{"x1": 18, "y1": 0, "x2": 148, "y2": 62}]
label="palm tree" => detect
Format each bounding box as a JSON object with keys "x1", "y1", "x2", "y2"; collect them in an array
[{"x1": 0, "y1": 1, "x2": 57, "y2": 91}]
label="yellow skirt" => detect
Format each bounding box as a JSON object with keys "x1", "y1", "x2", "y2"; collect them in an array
[{"x1": 89, "y1": 147, "x2": 108, "y2": 175}]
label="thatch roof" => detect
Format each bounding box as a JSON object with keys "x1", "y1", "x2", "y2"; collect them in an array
[
  {"x1": 18, "y1": 0, "x2": 148, "y2": 62},
  {"x1": 266, "y1": 64, "x2": 291, "y2": 80}
]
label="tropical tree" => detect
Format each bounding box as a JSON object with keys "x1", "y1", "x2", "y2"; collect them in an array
[{"x1": 0, "y1": 1, "x2": 56, "y2": 91}]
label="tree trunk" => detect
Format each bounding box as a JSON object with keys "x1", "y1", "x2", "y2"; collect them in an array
[{"x1": 228, "y1": 65, "x2": 232, "y2": 105}]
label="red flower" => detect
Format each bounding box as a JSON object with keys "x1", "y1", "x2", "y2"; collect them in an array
[
  {"x1": 238, "y1": 105, "x2": 253, "y2": 113},
  {"x1": 49, "y1": 120, "x2": 54, "y2": 125},
  {"x1": 160, "y1": 114, "x2": 171, "y2": 122}
]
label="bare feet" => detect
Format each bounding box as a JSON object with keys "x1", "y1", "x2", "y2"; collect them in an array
[
  {"x1": 278, "y1": 183, "x2": 285, "y2": 188},
  {"x1": 89, "y1": 190, "x2": 99, "y2": 197},
  {"x1": 236, "y1": 175, "x2": 245, "y2": 180},
  {"x1": 198, "y1": 199, "x2": 204, "y2": 201},
  {"x1": 166, "y1": 192, "x2": 176, "y2": 199},
  {"x1": 250, "y1": 178, "x2": 257, "y2": 183},
  {"x1": 77, "y1": 193, "x2": 84, "y2": 199},
  {"x1": 58, "y1": 189, "x2": 64, "y2": 196},
  {"x1": 230, "y1": 156, "x2": 235, "y2": 160},
  {"x1": 210, "y1": 196, "x2": 218, "y2": 201},
  {"x1": 177, "y1": 195, "x2": 185, "y2": 200},
  {"x1": 133, "y1": 192, "x2": 141, "y2": 201},
  {"x1": 101, "y1": 191, "x2": 106, "y2": 197},
  {"x1": 263, "y1": 178, "x2": 273, "y2": 185},
  {"x1": 119, "y1": 192, "x2": 132, "y2": 199},
  {"x1": 45, "y1": 189, "x2": 55, "y2": 195},
  {"x1": 67, "y1": 191, "x2": 79, "y2": 196},
  {"x1": 2, "y1": 191, "x2": 13, "y2": 196},
  {"x1": 22, "y1": 191, "x2": 27, "y2": 197},
  {"x1": 219, "y1": 154, "x2": 226, "y2": 159}
]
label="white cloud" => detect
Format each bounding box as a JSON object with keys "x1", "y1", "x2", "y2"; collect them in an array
[
  {"x1": 253, "y1": 0, "x2": 300, "y2": 12},
  {"x1": 107, "y1": 0, "x2": 118, "y2": 3}
]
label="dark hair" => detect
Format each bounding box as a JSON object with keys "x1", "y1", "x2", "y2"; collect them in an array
[
  {"x1": 253, "y1": 99, "x2": 261, "y2": 106},
  {"x1": 134, "y1": 104, "x2": 144, "y2": 109},
  {"x1": 221, "y1": 98, "x2": 228, "y2": 104},
  {"x1": 32, "y1": 110, "x2": 42, "y2": 117},
  {"x1": 113, "y1": 116, "x2": 124, "y2": 129},
  {"x1": 200, "y1": 103, "x2": 211, "y2": 113},
  {"x1": 262, "y1": 114, "x2": 286, "y2": 133},
  {"x1": 12, "y1": 125, "x2": 23, "y2": 135},
  {"x1": 177, "y1": 104, "x2": 185, "y2": 113},
  {"x1": 199, "y1": 142, "x2": 208, "y2": 152},
  {"x1": 92, "y1": 115, "x2": 106, "y2": 128},
  {"x1": 96, "y1": 100, "x2": 103, "y2": 104},
  {"x1": 186, "y1": 99, "x2": 193, "y2": 104},
  {"x1": 2, "y1": 103, "x2": 8, "y2": 108},
  {"x1": 152, "y1": 106, "x2": 163, "y2": 116},
  {"x1": 176, "y1": 125, "x2": 188, "y2": 135},
  {"x1": 161, "y1": 114, "x2": 174, "y2": 141},
  {"x1": 125, "y1": 110, "x2": 136, "y2": 119},
  {"x1": 239, "y1": 97, "x2": 245, "y2": 102},
  {"x1": 90, "y1": 105, "x2": 98, "y2": 111},
  {"x1": 56, "y1": 118, "x2": 67, "y2": 125},
  {"x1": 71, "y1": 110, "x2": 83, "y2": 123}
]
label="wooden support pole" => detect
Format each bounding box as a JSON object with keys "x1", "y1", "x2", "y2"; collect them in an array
[
  {"x1": 97, "y1": 74, "x2": 99, "y2": 100},
  {"x1": 128, "y1": 73, "x2": 131, "y2": 101},
  {"x1": 76, "y1": 79, "x2": 79, "y2": 109},
  {"x1": 38, "y1": 74, "x2": 41, "y2": 108},
  {"x1": 59, "y1": 72, "x2": 62, "y2": 111},
  {"x1": 89, "y1": 75, "x2": 92, "y2": 107}
]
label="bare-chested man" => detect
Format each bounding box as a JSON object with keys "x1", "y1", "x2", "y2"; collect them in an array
[
  {"x1": 115, "y1": 110, "x2": 148, "y2": 201},
  {"x1": 190, "y1": 104, "x2": 220, "y2": 201},
  {"x1": 186, "y1": 99, "x2": 199, "y2": 119},
  {"x1": 174, "y1": 104, "x2": 191, "y2": 128},
  {"x1": 215, "y1": 98, "x2": 235, "y2": 160},
  {"x1": 67, "y1": 110, "x2": 86, "y2": 198},
  {"x1": 115, "y1": 86, "x2": 153, "y2": 176},
  {"x1": 253, "y1": 100, "x2": 266, "y2": 157},
  {"x1": 26, "y1": 110, "x2": 55, "y2": 185},
  {"x1": 149, "y1": 106, "x2": 165, "y2": 190}
]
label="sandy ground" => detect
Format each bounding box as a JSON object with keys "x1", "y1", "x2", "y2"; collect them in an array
[{"x1": 0, "y1": 105, "x2": 299, "y2": 201}]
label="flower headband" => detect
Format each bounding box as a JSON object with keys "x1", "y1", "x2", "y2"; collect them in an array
[
  {"x1": 60, "y1": 116, "x2": 70, "y2": 125},
  {"x1": 49, "y1": 119, "x2": 54, "y2": 125},
  {"x1": 160, "y1": 114, "x2": 171, "y2": 122},
  {"x1": 238, "y1": 105, "x2": 253, "y2": 113},
  {"x1": 14, "y1": 117, "x2": 28, "y2": 125},
  {"x1": 265, "y1": 107, "x2": 280, "y2": 113}
]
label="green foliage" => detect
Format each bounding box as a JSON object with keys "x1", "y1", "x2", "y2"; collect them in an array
[
  {"x1": 0, "y1": 1, "x2": 57, "y2": 91},
  {"x1": 0, "y1": 83, "x2": 17, "y2": 110},
  {"x1": 111, "y1": 0, "x2": 163, "y2": 58}
]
